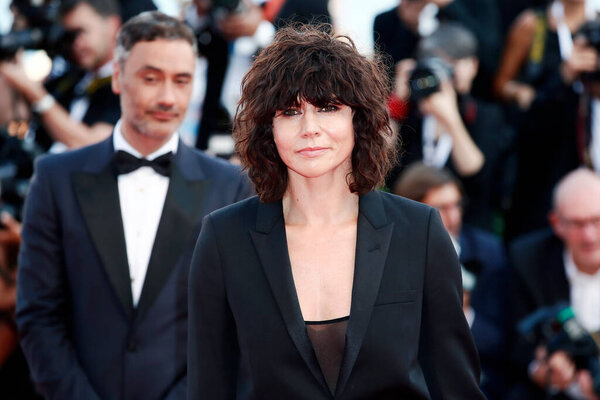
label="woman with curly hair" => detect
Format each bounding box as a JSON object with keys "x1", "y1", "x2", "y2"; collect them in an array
[{"x1": 188, "y1": 24, "x2": 484, "y2": 399}]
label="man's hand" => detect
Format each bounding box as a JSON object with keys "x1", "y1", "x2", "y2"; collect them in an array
[
  {"x1": 0, "y1": 60, "x2": 46, "y2": 104},
  {"x1": 529, "y1": 346, "x2": 599, "y2": 399},
  {"x1": 394, "y1": 59, "x2": 417, "y2": 101},
  {"x1": 418, "y1": 81, "x2": 462, "y2": 127},
  {"x1": 561, "y1": 38, "x2": 599, "y2": 84}
]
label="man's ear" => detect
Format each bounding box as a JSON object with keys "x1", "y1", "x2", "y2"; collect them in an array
[
  {"x1": 549, "y1": 210, "x2": 562, "y2": 237},
  {"x1": 112, "y1": 61, "x2": 121, "y2": 95}
]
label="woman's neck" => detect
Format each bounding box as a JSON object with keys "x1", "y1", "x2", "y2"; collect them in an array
[{"x1": 282, "y1": 173, "x2": 359, "y2": 227}]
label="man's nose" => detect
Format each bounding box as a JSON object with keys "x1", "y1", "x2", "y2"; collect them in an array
[{"x1": 158, "y1": 82, "x2": 176, "y2": 106}]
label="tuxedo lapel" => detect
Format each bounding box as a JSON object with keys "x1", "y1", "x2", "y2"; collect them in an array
[
  {"x1": 336, "y1": 191, "x2": 394, "y2": 397},
  {"x1": 72, "y1": 152, "x2": 134, "y2": 319},
  {"x1": 134, "y1": 152, "x2": 208, "y2": 324},
  {"x1": 249, "y1": 201, "x2": 329, "y2": 393}
]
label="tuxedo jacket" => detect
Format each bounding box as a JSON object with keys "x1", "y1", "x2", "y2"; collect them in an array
[
  {"x1": 16, "y1": 136, "x2": 252, "y2": 400},
  {"x1": 188, "y1": 191, "x2": 484, "y2": 399}
]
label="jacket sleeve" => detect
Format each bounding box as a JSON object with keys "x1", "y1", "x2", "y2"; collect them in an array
[
  {"x1": 418, "y1": 209, "x2": 485, "y2": 399},
  {"x1": 16, "y1": 159, "x2": 101, "y2": 400},
  {"x1": 188, "y1": 215, "x2": 239, "y2": 400}
]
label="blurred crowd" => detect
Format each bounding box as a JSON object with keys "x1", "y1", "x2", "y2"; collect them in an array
[{"x1": 0, "y1": 0, "x2": 599, "y2": 399}]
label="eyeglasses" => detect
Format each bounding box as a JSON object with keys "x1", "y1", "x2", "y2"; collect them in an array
[
  {"x1": 558, "y1": 215, "x2": 600, "y2": 231},
  {"x1": 433, "y1": 200, "x2": 464, "y2": 213}
]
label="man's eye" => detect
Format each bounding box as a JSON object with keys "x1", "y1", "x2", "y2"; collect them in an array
[{"x1": 143, "y1": 76, "x2": 157, "y2": 83}]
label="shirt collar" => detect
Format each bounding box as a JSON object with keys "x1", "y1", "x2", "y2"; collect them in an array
[
  {"x1": 564, "y1": 249, "x2": 600, "y2": 284},
  {"x1": 113, "y1": 119, "x2": 179, "y2": 160}
]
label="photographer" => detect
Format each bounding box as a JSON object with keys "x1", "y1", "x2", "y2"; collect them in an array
[
  {"x1": 509, "y1": 169, "x2": 600, "y2": 400},
  {"x1": 506, "y1": 17, "x2": 600, "y2": 239},
  {"x1": 394, "y1": 163, "x2": 510, "y2": 399},
  {"x1": 393, "y1": 22, "x2": 511, "y2": 231},
  {"x1": 0, "y1": 0, "x2": 121, "y2": 151}
]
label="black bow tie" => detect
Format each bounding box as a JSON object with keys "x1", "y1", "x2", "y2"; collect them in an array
[{"x1": 113, "y1": 150, "x2": 173, "y2": 177}]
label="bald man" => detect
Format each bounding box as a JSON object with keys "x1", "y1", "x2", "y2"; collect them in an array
[{"x1": 508, "y1": 168, "x2": 600, "y2": 400}]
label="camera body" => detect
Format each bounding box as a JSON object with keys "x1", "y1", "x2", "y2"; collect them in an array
[
  {"x1": 518, "y1": 303, "x2": 600, "y2": 395},
  {"x1": 578, "y1": 19, "x2": 600, "y2": 82},
  {"x1": 408, "y1": 57, "x2": 454, "y2": 102},
  {"x1": 0, "y1": 0, "x2": 71, "y2": 61}
]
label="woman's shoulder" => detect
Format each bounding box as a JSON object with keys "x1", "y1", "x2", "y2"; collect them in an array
[
  {"x1": 207, "y1": 195, "x2": 261, "y2": 227},
  {"x1": 367, "y1": 190, "x2": 434, "y2": 223}
]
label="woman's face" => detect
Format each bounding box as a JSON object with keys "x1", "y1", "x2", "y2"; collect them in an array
[{"x1": 272, "y1": 100, "x2": 354, "y2": 181}]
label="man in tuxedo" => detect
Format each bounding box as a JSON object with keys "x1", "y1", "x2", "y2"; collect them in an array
[{"x1": 16, "y1": 11, "x2": 252, "y2": 400}]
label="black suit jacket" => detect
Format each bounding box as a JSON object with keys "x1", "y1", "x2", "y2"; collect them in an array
[
  {"x1": 507, "y1": 229, "x2": 570, "y2": 400},
  {"x1": 16, "y1": 136, "x2": 252, "y2": 400},
  {"x1": 188, "y1": 191, "x2": 484, "y2": 399}
]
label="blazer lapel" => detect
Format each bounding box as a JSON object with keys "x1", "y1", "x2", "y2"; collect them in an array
[
  {"x1": 134, "y1": 151, "x2": 208, "y2": 324},
  {"x1": 72, "y1": 144, "x2": 134, "y2": 319},
  {"x1": 249, "y1": 201, "x2": 330, "y2": 393},
  {"x1": 336, "y1": 191, "x2": 394, "y2": 397}
]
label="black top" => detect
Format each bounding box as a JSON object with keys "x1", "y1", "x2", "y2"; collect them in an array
[{"x1": 305, "y1": 316, "x2": 349, "y2": 394}]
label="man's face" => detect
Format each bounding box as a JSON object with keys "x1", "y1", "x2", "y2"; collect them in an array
[
  {"x1": 450, "y1": 56, "x2": 478, "y2": 95},
  {"x1": 61, "y1": 3, "x2": 119, "y2": 70},
  {"x1": 112, "y1": 39, "x2": 195, "y2": 152},
  {"x1": 421, "y1": 183, "x2": 463, "y2": 238},
  {"x1": 551, "y1": 185, "x2": 600, "y2": 274}
]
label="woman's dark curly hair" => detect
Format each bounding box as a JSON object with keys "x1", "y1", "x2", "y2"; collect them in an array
[{"x1": 233, "y1": 24, "x2": 397, "y2": 202}]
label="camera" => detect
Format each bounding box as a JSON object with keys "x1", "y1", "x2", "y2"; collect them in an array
[
  {"x1": 577, "y1": 19, "x2": 600, "y2": 81},
  {"x1": 0, "y1": 0, "x2": 72, "y2": 61},
  {"x1": 518, "y1": 303, "x2": 600, "y2": 395},
  {"x1": 408, "y1": 57, "x2": 453, "y2": 102}
]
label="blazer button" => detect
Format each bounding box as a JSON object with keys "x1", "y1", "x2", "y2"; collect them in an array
[{"x1": 127, "y1": 339, "x2": 138, "y2": 353}]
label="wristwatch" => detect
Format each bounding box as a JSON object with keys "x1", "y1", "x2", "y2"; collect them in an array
[{"x1": 31, "y1": 94, "x2": 56, "y2": 114}]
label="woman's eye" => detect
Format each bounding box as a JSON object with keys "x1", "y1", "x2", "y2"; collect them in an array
[
  {"x1": 320, "y1": 105, "x2": 339, "y2": 112},
  {"x1": 282, "y1": 109, "x2": 300, "y2": 116}
]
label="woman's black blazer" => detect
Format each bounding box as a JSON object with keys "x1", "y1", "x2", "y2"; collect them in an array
[{"x1": 188, "y1": 190, "x2": 485, "y2": 399}]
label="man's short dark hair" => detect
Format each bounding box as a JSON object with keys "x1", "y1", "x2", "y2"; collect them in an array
[
  {"x1": 114, "y1": 11, "x2": 197, "y2": 66},
  {"x1": 393, "y1": 162, "x2": 464, "y2": 202},
  {"x1": 59, "y1": 0, "x2": 121, "y2": 18},
  {"x1": 233, "y1": 24, "x2": 396, "y2": 202},
  {"x1": 418, "y1": 22, "x2": 478, "y2": 60}
]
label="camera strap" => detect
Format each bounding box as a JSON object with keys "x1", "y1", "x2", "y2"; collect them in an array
[
  {"x1": 551, "y1": 1, "x2": 574, "y2": 61},
  {"x1": 422, "y1": 115, "x2": 452, "y2": 169}
]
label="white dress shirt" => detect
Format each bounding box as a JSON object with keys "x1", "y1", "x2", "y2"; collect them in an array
[
  {"x1": 564, "y1": 250, "x2": 600, "y2": 332},
  {"x1": 113, "y1": 121, "x2": 179, "y2": 307}
]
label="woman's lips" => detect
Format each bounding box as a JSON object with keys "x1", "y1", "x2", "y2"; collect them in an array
[{"x1": 297, "y1": 147, "x2": 328, "y2": 157}]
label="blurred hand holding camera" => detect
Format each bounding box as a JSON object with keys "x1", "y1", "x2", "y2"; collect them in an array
[{"x1": 562, "y1": 37, "x2": 599, "y2": 85}]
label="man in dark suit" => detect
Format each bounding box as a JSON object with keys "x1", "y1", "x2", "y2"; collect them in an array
[
  {"x1": 394, "y1": 162, "x2": 509, "y2": 399},
  {"x1": 16, "y1": 11, "x2": 251, "y2": 400},
  {"x1": 509, "y1": 168, "x2": 600, "y2": 400}
]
